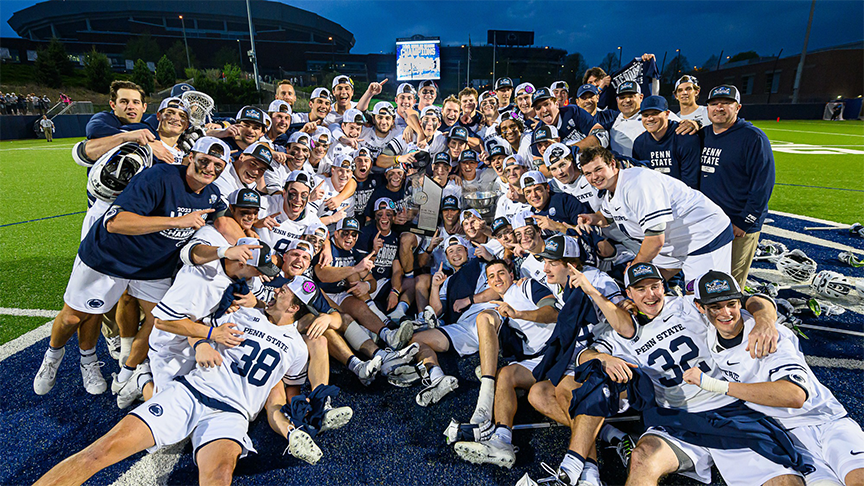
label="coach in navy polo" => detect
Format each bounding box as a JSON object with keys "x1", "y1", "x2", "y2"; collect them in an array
[
  {"x1": 632, "y1": 95, "x2": 700, "y2": 188},
  {"x1": 700, "y1": 85, "x2": 775, "y2": 286}
]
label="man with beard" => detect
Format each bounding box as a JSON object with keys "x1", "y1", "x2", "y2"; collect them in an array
[
  {"x1": 34, "y1": 137, "x2": 232, "y2": 397},
  {"x1": 632, "y1": 96, "x2": 700, "y2": 188}
]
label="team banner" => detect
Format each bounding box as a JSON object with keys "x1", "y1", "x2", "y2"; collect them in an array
[{"x1": 396, "y1": 39, "x2": 441, "y2": 81}]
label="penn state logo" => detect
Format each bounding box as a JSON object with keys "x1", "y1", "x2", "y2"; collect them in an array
[
  {"x1": 209, "y1": 194, "x2": 217, "y2": 204},
  {"x1": 86, "y1": 299, "x2": 104, "y2": 309},
  {"x1": 550, "y1": 146, "x2": 565, "y2": 161},
  {"x1": 789, "y1": 373, "x2": 806, "y2": 385},
  {"x1": 705, "y1": 279, "x2": 731, "y2": 294},
  {"x1": 148, "y1": 404, "x2": 163, "y2": 416},
  {"x1": 632, "y1": 264, "x2": 653, "y2": 277},
  {"x1": 302, "y1": 281, "x2": 316, "y2": 293},
  {"x1": 549, "y1": 207, "x2": 556, "y2": 216}
]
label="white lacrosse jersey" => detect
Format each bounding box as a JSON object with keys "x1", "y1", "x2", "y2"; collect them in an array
[
  {"x1": 610, "y1": 112, "x2": 681, "y2": 157},
  {"x1": 593, "y1": 295, "x2": 738, "y2": 413},
  {"x1": 519, "y1": 254, "x2": 549, "y2": 289},
  {"x1": 214, "y1": 163, "x2": 256, "y2": 205},
  {"x1": 494, "y1": 195, "x2": 531, "y2": 222},
  {"x1": 182, "y1": 307, "x2": 308, "y2": 420},
  {"x1": 257, "y1": 196, "x2": 322, "y2": 252},
  {"x1": 600, "y1": 167, "x2": 730, "y2": 257},
  {"x1": 308, "y1": 177, "x2": 354, "y2": 228},
  {"x1": 263, "y1": 161, "x2": 315, "y2": 195},
  {"x1": 358, "y1": 126, "x2": 398, "y2": 161},
  {"x1": 547, "y1": 266, "x2": 623, "y2": 319},
  {"x1": 501, "y1": 279, "x2": 556, "y2": 356},
  {"x1": 707, "y1": 314, "x2": 848, "y2": 429},
  {"x1": 549, "y1": 175, "x2": 602, "y2": 212},
  {"x1": 678, "y1": 106, "x2": 709, "y2": 128}
]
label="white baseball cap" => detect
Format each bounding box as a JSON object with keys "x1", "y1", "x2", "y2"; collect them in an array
[{"x1": 520, "y1": 170, "x2": 548, "y2": 189}]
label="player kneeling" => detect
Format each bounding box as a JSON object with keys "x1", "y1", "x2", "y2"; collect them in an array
[
  {"x1": 34, "y1": 280, "x2": 326, "y2": 486},
  {"x1": 685, "y1": 270, "x2": 864, "y2": 486}
]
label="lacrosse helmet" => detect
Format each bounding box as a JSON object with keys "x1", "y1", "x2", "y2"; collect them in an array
[
  {"x1": 87, "y1": 142, "x2": 152, "y2": 202},
  {"x1": 776, "y1": 249, "x2": 817, "y2": 283},
  {"x1": 754, "y1": 240, "x2": 788, "y2": 261},
  {"x1": 810, "y1": 270, "x2": 855, "y2": 299}
]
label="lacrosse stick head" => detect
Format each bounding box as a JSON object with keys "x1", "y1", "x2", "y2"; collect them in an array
[
  {"x1": 776, "y1": 249, "x2": 817, "y2": 283},
  {"x1": 810, "y1": 270, "x2": 855, "y2": 299},
  {"x1": 181, "y1": 90, "x2": 214, "y2": 128}
]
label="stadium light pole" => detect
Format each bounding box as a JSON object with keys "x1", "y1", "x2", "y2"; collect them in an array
[
  {"x1": 617, "y1": 46, "x2": 622, "y2": 67},
  {"x1": 179, "y1": 15, "x2": 191, "y2": 70},
  {"x1": 245, "y1": 0, "x2": 261, "y2": 92},
  {"x1": 492, "y1": 31, "x2": 496, "y2": 85},
  {"x1": 237, "y1": 39, "x2": 243, "y2": 68},
  {"x1": 792, "y1": 0, "x2": 816, "y2": 104}
]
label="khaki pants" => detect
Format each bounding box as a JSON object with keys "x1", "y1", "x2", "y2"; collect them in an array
[
  {"x1": 731, "y1": 231, "x2": 760, "y2": 288},
  {"x1": 44, "y1": 128, "x2": 53, "y2": 142}
]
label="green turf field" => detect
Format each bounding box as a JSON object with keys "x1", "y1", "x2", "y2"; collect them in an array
[{"x1": 0, "y1": 120, "x2": 862, "y2": 344}]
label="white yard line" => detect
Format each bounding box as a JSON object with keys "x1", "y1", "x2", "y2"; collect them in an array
[
  {"x1": 806, "y1": 356, "x2": 864, "y2": 369},
  {"x1": 0, "y1": 320, "x2": 51, "y2": 363},
  {"x1": 758, "y1": 127, "x2": 864, "y2": 137},
  {"x1": 109, "y1": 441, "x2": 187, "y2": 486},
  {"x1": 768, "y1": 210, "x2": 847, "y2": 227},
  {"x1": 0, "y1": 144, "x2": 78, "y2": 151},
  {"x1": 761, "y1": 225, "x2": 864, "y2": 256},
  {"x1": 0, "y1": 307, "x2": 60, "y2": 318}
]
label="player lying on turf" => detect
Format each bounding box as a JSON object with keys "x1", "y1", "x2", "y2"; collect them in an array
[{"x1": 34, "y1": 280, "x2": 329, "y2": 486}]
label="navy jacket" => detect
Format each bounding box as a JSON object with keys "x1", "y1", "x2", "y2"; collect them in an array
[
  {"x1": 632, "y1": 121, "x2": 701, "y2": 189},
  {"x1": 700, "y1": 118, "x2": 775, "y2": 233},
  {"x1": 532, "y1": 281, "x2": 598, "y2": 385}
]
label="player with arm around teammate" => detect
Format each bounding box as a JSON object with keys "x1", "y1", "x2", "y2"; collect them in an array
[
  {"x1": 572, "y1": 263, "x2": 804, "y2": 486},
  {"x1": 33, "y1": 279, "x2": 318, "y2": 486},
  {"x1": 684, "y1": 270, "x2": 864, "y2": 486}
]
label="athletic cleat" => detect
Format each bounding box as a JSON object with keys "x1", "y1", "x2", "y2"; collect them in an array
[
  {"x1": 356, "y1": 355, "x2": 383, "y2": 386},
  {"x1": 453, "y1": 436, "x2": 516, "y2": 468},
  {"x1": 516, "y1": 463, "x2": 572, "y2": 486},
  {"x1": 115, "y1": 367, "x2": 145, "y2": 409},
  {"x1": 443, "y1": 418, "x2": 494, "y2": 444},
  {"x1": 110, "y1": 372, "x2": 126, "y2": 395},
  {"x1": 105, "y1": 335, "x2": 121, "y2": 361},
  {"x1": 838, "y1": 251, "x2": 864, "y2": 268},
  {"x1": 612, "y1": 434, "x2": 635, "y2": 468},
  {"x1": 80, "y1": 360, "x2": 107, "y2": 395},
  {"x1": 387, "y1": 362, "x2": 424, "y2": 388},
  {"x1": 380, "y1": 342, "x2": 420, "y2": 376},
  {"x1": 33, "y1": 348, "x2": 65, "y2": 396},
  {"x1": 319, "y1": 397, "x2": 353, "y2": 433},
  {"x1": 475, "y1": 364, "x2": 482, "y2": 381},
  {"x1": 383, "y1": 319, "x2": 414, "y2": 350},
  {"x1": 285, "y1": 429, "x2": 323, "y2": 465},
  {"x1": 415, "y1": 374, "x2": 458, "y2": 407},
  {"x1": 423, "y1": 305, "x2": 440, "y2": 329}
]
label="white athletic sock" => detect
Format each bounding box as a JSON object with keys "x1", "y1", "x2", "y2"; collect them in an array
[
  {"x1": 378, "y1": 326, "x2": 393, "y2": 342},
  {"x1": 471, "y1": 376, "x2": 495, "y2": 424},
  {"x1": 389, "y1": 301, "x2": 409, "y2": 321},
  {"x1": 559, "y1": 450, "x2": 585, "y2": 486},
  {"x1": 79, "y1": 347, "x2": 97, "y2": 365},
  {"x1": 365, "y1": 299, "x2": 389, "y2": 323},
  {"x1": 347, "y1": 356, "x2": 363, "y2": 375},
  {"x1": 428, "y1": 365, "x2": 444, "y2": 382},
  {"x1": 493, "y1": 425, "x2": 512, "y2": 444},
  {"x1": 117, "y1": 365, "x2": 135, "y2": 383},
  {"x1": 119, "y1": 337, "x2": 134, "y2": 365},
  {"x1": 45, "y1": 346, "x2": 64, "y2": 360},
  {"x1": 136, "y1": 370, "x2": 153, "y2": 390},
  {"x1": 580, "y1": 458, "x2": 600, "y2": 485},
  {"x1": 599, "y1": 424, "x2": 627, "y2": 444}
]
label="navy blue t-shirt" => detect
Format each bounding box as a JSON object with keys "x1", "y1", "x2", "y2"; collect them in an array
[
  {"x1": 700, "y1": 118, "x2": 775, "y2": 233},
  {"x1": 354, "y1": 175, "x2": 380, "y2": 221},
  {"x1": 363, "y1": 183, "x2": 406, "y2": 221},
  {"x1": 78, "y1": 164, "x2": 227, "y2": 280},
  {"x1": 441, "y1": 258, "x2": 486, "y2": 325},
  {"x1": 532, "y1": 192, "x2": 603, "y2": 266},
  {"x1": 316, "y1": 239, "x2": 361, "y2": 294},
  {"x1": 85, "y1": 111, "x2": 155, "y2": 139},
  {"x1": 355, "y1": 225, "x2": 399, "y2": 281},
  {"x1": 631, "y1": 121, "x2": 701, "y2": 189},
  {"x1": 597, "y1": 57, "x2": 660, "y2": 110},
  {"x1": 537, "y1": 105, "x2": 596, "y2": 149}
]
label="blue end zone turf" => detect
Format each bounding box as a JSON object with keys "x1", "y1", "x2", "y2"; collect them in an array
[{"x1": 2, "y1": 211, "x2": 861, "y2": 486}]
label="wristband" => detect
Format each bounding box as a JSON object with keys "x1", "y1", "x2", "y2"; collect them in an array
[
  {"x1": 468, "y1": 295, "x2": 475, "y2": 304},
  {"x1": 193, "y1": 339, "x2": 209, "y2": 350},
  {"x1": 391, "y1": 288, "x2": 401, "y2": 296},
  {"x1": 217, "y1": 246, "x2": 230, "y2": 259},
  {"x1": 698, "y1": 373, "x2": 730, "y2": 395},
  {"x1": 207, "y1": 327, "x2": 213, "y2": 340}
]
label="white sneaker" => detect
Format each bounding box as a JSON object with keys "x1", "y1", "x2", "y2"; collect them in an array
[
  {"x1": 356, "y1": 355, "x2": 383, "y2": 386},
  {"x1": 80, "y1": 360, "x2": 107, "y2": 395},
  {"x1": 380, "y1": 342, "x2": 420, "y2": 376},
  {"x1": 423, "y1": 305, "x2": 439, "y2": 329},
  {"x1": 382, "y1": 320, "x2": 414, "y2": 350},
  {"x1": 319, "y1": 397, "x2": 353, "y2": 433},
  {"x1": 34, "y1": 348, "x2": 65, "y2": 396},
  {"x1": 415, "y1": 374, "x2": 458, "y2": 407},
  {"x1": 286, "y1": 428, "x2": 322, "y2": 465},
  {"x1": 115, "y1": 366, "x2": 146, "y2": 409},
  {"x1": 110, "y1": 372, "x2": 126, "y2": 395},
  {"x1": 105, "y1": 335, "x2": 121, "y2": 361},
  {"x1": 443, "y1": 418, "x2": 494, "y2": 444},
  {"x1": 517, "y1": 462, "x2": 571, "y2": 485},
  {"x1": 453, "y1": 435, "x2": 516, "y2": 468}
]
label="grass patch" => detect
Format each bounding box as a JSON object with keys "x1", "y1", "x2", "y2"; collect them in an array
[{"x1": 0, "y1": 315, "x2": 50, "y2": 345}]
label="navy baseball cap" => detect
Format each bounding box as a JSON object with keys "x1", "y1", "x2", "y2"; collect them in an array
[
  {"x1": 537, "y1": 234, "x2": 580, "y2": 260},
  {"x1": 458, "y1": 150, "x2": 479, "y2": 164},
  {"x1": 441, "y1": 195, "x2": 460, "y2": 210},
  {"x1": 242, "y1": 142, "x2": 274, "y2": 169},
  {"x1": 624, "y1": 263, "x2": 664, "y2": 288},
  {"x1": 336, "y1": 217, "x2": 361, "y2": 232},
  {"x1": 617, "y1": 81, "x2": 641, "y2": 95},
  {"x1": 236, "y1": 106, "x2": 268, "y2": 126},
  {"x1": 576, "y1": 84, "x2": 600, "y2": 98},
  {"x1": 708, "y1": 85, "x2": 741, "y2": 103},
  {"x1": 433, "y1": 152, "x2": 452, "y2": 166},
  {"x1": 491, "y1": 216, "x2": 511, "y2": 236},
  {"x1": 531, "y1": 87, "x2": 555, "y2": 107},
  {"x1": 694, "y1": 270, "x2": 745, "y2": 305},
  {"x1": 170, "y1": 83, "x2": 194, "y2": 97},
  {"x1": 448, "y1": 126, "x2": 469, "y2": 142},
  {"x1": 495, "y1": 77, "x2": 514, "y2": 90},
  {"x1": 532, "y1": 125, "x2": 559, "y2": 145},
  {"x1": 550, "y1": 81, "x2": 570, "y2": 92},
  {"x1": 489, "y1": 145, "x2": 507, "y2": 158},
  {"x1": 640, "y1": 96, "x2": 669, "y2": 114},
  {"x1": 228, "y1": 188, "x2": 261, "y2": 209}
]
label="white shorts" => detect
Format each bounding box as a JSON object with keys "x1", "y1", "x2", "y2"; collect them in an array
[
  {"x1": 438, "y1": 303, "x2": 496, "y2": 357},
  {"x1": 643, "y1": 426, "x2": 802, "y2": 486},
  {"x1": 789, "y1": 417, "x2": 864, "y2": 484},
  {"x1": 81, "y1": 199, "x2": 111, "y2": 241},
  {"x1": 64, "y1": 256, "x2": 172, "y2": 314},
  {"x1": 148, "y1": 344, "x2": 196, "y2": 392},
  {"x1": 130, "y1": 380, "x2": 254, "y2": 464},
  {"x1": 369, "y1": 278, "x2": 390, "y2": 299},
  {"x1": 511, "y1": 355, "x2": 543, "y2": 374},
  {"x1": 653, "y1": 240, "x2": 733, "y2": 283},
  {"x1": 325, "y1": 291, "x2": 351, "y2": 306}
]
